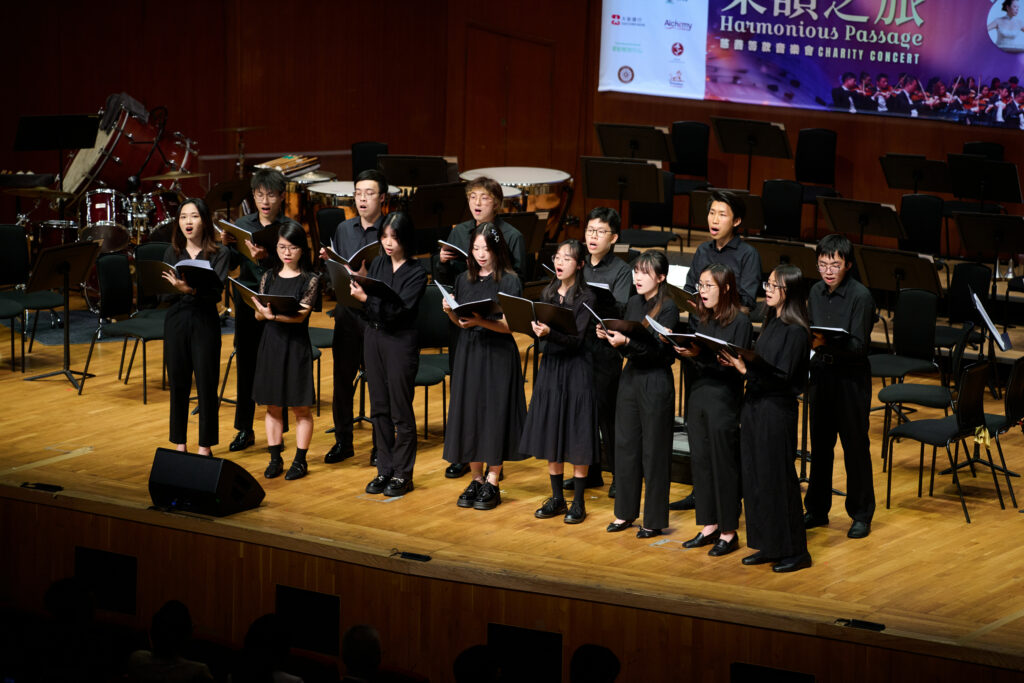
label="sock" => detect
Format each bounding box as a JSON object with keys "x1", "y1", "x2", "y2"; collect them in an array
[
  {"x1": 268, "y1": 444, "x2": 283, "y2": 461},
  {"x1": 293, "y1": 447, "x2": 308, "y2": 464},
  {"x1": 550, "y1": 474, "x2": 564, "y2": 499},
  {"x1": 572, "y1": 477, "x2": 587, "y2": 506}
]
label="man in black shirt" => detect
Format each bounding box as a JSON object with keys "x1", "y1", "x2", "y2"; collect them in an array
[
  {"x1": 226, "y1": 169, "x2": 302, "y2": 452},
  {"x1": 804, "y1": 233, "x2": 876, "y2": 539},
  {"x1": 580, "y1": 206, "x2": 633, "y2": 496},
  {"x1": 320, "y1": 169, "x2": 389, "y2": 464}
]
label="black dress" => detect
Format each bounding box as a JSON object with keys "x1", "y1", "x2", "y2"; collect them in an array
[
  {"x1": 252, "y1": 270, "x2": 321, "y2": 408},
  {"x1": 740, "y1": 315, "x2": 810, "y2": 558},
  {"x1": 443, "y1": 272, "x2": 527, "y2": 467},
  {"x1": 683, "y1": 313, "x2": 752, "y2": 532},
  {"x1": 518, "y1": 289, "x2": 598, "y2": 466}
]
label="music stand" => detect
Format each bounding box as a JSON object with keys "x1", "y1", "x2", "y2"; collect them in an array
[
  {"x1": 580, "y1": 156, "x2": 662, "y2": 216},
  {"x1": 820, "y1": 197, "x2": 905, "y2": 245},
  {"x1": 14, "y1": 114, "x2": 100, "y2": 217},
  {"x1": 406, "y1": 182, "x2": 470, "y2": 254},
  {"x1": 205, "y1": 178, "x2": 251, "y2": 220},
  {"x1": 710, "y1": 117, "x2": 791, "y2": 191},
  {"x1": 594, "y1": 123, "x2": 673, "y2": 161},
  {"x1": 377, "y1": 155, "x2": 449, "y2": 188},
  {"x1": 878, "y1": 154, "x2": 951, "y2": 195},
  {"x1": 948, "y1": 154, "x2": 1023, "y2": 208},
  {"x1": 853, "y1": 245, "x2": 941, "y2": 299},
  {"x1": 24, "y1": 241, "x2": 101, "y2": 390},
  {"x1": 954, "y1": 212, "x2": 1024, "y2": 299},
  {"x1": 746, "y1": 237, "x2": 820, "y2": 281}
]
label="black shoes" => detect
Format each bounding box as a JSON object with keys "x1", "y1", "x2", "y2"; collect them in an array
[
  {"x1": 457, "y1": 480, "x2": 482, "y2": 507},
  {"x1": 264, "y1": 457, "x2": 284, "y2": 479},
  {"x1": 847, "y1": 520, "x2": 871, "y2": 539},
  {"x1": 324, "y1": 442, "x2": 354, "y2": 464},
  {"x1": 708, "y1": 535, "x2": 739, "y2": 557},
  {"x1": 668, "y1": 493, "x2": 696, "y2": 511},
  {"x1": 229, "y1": 430, "x2": 255, "y2": 452},
  {"x1": 535, "y1": 497, "x2": 568, "y2": 519},
  {"x1": 369, "y1": 448, "x2": 377, "y2": 467},
  {"x1": 803, "y1": 512, "x2": 829, "y2": 529},
  {"x1": 772, "y1": 552, "x2": 812, "y2": 573},
  {"x1": 606, "y1": 519, "x2": 634, "y2": 533},
  {"x1": 383, "y1": 477, "x2": 413, "y2": 497},
  {"x1": 365, "y1": 474, "x2": 390, "y2": 494},
  {"x1": 446, "y1": 462, "x2": 470, "y2": 478},
  {"x1": 608, "y1": 480, "x2": 616, "y2": 498},
  {"x1": 682, "y1": 530, "x2": 720, "y2": 548},
  {"x1": 636, "y1": 527, "x2": 662, "y2": 539},
  {"x1": 473, "y1": 482, "x2": 501, "y2": 510},
  {"x1": 284, "y1": 460, "x2": 307, "y2": 481},
  {"x1": 564, "y1": 501, "x2": 586, "y2": 524},
  {"x1": 741, "y1": 550, "x2": 775, "y2": 566}
]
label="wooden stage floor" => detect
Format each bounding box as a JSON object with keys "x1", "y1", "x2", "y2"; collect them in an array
[{"x1": 2, "y1": 304, "x2": 1023, "y2": 676}]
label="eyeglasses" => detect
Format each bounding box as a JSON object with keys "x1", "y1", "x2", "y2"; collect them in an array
[
  {"x1": 552, "y1": 255, "x2": 576, "y2": 264},
  {"x1": 817, "y1": 262, "x2": 844, "y2": 274},
  {"x1": 584, "y1": 228, "x2": 611, "y2": 237},
  {"x1": 354, "y1": 190, "x2": 379, "y2": 199},
  {"x1": 695, "y1": 282, "x2": 718, "y2": 292},
  {"x1": 762, "y1": 281, "x2": 785, "y2": 292},
  {"x1": 277, "y1": 244, "x2": 301, "y2": 253}
]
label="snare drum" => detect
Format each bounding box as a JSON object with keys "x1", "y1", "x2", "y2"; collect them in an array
[
  {"x1": 33, "y1": 220, "x2": 80, "y2": 251},
  {"x1": 80, "y1": 188, "x2": 131, "y2": 252},
  {"x1": 286, "y1": 170, "x2": 337, "y2": 234},
  {"x1": 306, "y1": 181, "x2": 402, "y2": 221},
  {"x1": 461, "y1": 167, "x2": 573, "y2": 238}
]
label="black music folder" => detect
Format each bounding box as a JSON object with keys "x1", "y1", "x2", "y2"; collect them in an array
[
  {"x1": 230, "y1": 278, "x2": 302, "y2": 316},
  {"x1": 498, "y1": 293, "x2": 577, "y2": 337},
  {"x1": 216, "y1": 219, "x2": 278, "y2": 260},
  {"x1": 324, "y1": 260, "x2": 364, "y2": 309},
  {"x1": 435, "y1": 281, "x2": 501, "y2": 319},
  {"x1": 138, "y1": 259, "x2": 223, "y2": 295},
  {"x1": 324, "y1": 241, "x2": 380, "y2": 272}
]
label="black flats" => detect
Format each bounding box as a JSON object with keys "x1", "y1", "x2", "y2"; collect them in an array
[{"x1": 682, "y1": 530, "x2": 720, "y2": 548}]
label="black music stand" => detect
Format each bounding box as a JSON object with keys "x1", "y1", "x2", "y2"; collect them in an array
[
  {"x1": 377, "y1": 155, "x2": 449, "y2": 187},
  {"x1": 580, "y1": 156, "x2": 662, "y2": 216},
  {"x1": 948, "y1": 154, "x2": 1023, "y2": 209},
  {"x1": 24, "y1": 241, "x2": 101, "y2": 390},
  {"x1": 406, "y1": 182, "x2": 470, "y2": 254},
  {"x1": 205, "y1": 178, "x2": 251, "y2": 220},
  {"x1": 878, "y1": 154, "x2": 951, "y2": 195},
  {"x1": 820, "y1": 197, "x2": 905, "y2": 245},
  {"x1": 594, "y1": 123, "x2": 673, "y2": 161},
  {"x1": 955, "y1": 212, "x2": 1024, "y2": 303},
  {"x1": 710, "y1": 117, "x2": 791, "y2": 191},
  {"x1": 746, "y1": 237, "x2": 820, "y2": 280},
  {"x1": 854, "y1": 245, "x2": 941, "y2": 298},
  {"x1": 14, "y1": 114, "x2": 100, "y2": 217}
]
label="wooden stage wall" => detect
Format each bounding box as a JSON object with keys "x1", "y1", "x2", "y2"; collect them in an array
[
  {"x1": 6, "y1": 1, "x2": 1023, "y2": 227},
  {"x1": 2, "y1": 489, "x2": 1021, "y2": 683}
]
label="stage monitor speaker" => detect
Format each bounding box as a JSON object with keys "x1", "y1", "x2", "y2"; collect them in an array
[{"x1": 148, "y1": 448, "x2": 265, "y2": 516}]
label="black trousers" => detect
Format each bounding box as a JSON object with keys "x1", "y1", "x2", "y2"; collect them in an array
[
  {"x1": 592, "y1": 343, "x2": 623, "y2": 473},
  {"x1": 365, "y1": 326, "x2": 419, "y2": 479},
  {"x1": 805, "y1": 365, "x2": 876, "y2": 523},
  {"x1": 688, "y1": 383, "x2": 742, "y2": 531},
  {"x1": 613, "y1": 365, "x2": 674, "y2": 530},
  {"x1": 231, "y1": 285, "x2": 265, "y2": 432},
  {"x1": 332, "y1": 306, "x2": 368, "y2": 451},
  {"x1": 164, "y1": 300, "x2": 221, "y2": 447}
]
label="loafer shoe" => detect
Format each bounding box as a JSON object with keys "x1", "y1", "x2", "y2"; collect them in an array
[
  {"x1": 668, "y1": 493, "x2": 696, "y2": 511},
  {"x1": 534, "y1": 497, "x2": 568, "y2": 519},
  {"x1": 284, "y1": 460, "x2": 307, "y2": 480},
  {"x1": 772, "y1": 552, "x2": 812, "y2": 573},
  {"x1": 229, "y1": 430, "x2": 255, "y2": 452},
  {"x1": 365, "y1": 474, "x2": 390, "y2": 494},
  {"x1": 264, "y1": 458, "x2": 284, "y2": 479},
  {"x1": 446, "y1": 462, "x2": 470, "y2": 479},
  {"x1": 741, "y1": 550, "x2": 775, "y2": 566},
  {"x1": 803, "y1": 512, "x2": 829, "y2": 529},
  {"x1": 473, "y1": 482, "x2": 501, "y2": 510},
  {"x1": 457, "y1": 480, "x2": 482, "y2": 507},
  {"x1": 636, "y1": 527, "x2": 662, "y2": 539},
  {"x1": 847, "y1": 520, "x2": 871, "y2": 539},
  {"x1": 324, "y1": 442, "x2": 354, "y2": 464},
  {"x1": 383, "y1": 477, "x2": 413, "y2": 497},
  {"x1": 708, "y1": 535, "x2": 739, "y2": 557},
  {"x1": 606, "y1": 520, "x2": 633, "y2": 533},
  {"x1": 682, "y1": 530, "x2": 720, "y2": 548}
]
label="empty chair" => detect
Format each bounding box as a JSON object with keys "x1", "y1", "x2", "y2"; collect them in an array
[
  {"x1": 135, "y1": 241, "x2": 172, "y2": 318},
  {"x1": 0, "y1": 224, "x2": 64, "y2": 370},
  {"x1": 869, "y1": 288, "x2": 939, "y2": 386},
  {"x1": 622, "y1": 170, "x2": 682, "y2": 250},
  {"x1": 316, "y1": 208, "x2": 347, "y2": 249},
  {"x1": 899, "y1": 194, "x2": 944, "y2": 255},
  {"x1": 794, "y1": 128, "x2": 839, "y2": 238},
  {"x1": 413, "y1": 285, "x2": 448, "y2": 436},
  {"x1": 761, "y1": 179, "x2": 803, "y2": 241},
  {"x1": 982, "y1": 355, "x2": 1024, "y2": 509},
  {"x1": 0, "y1": 297, "x2": 22, "y2": 371},
  {"x1": 669, "y1": 121, "x2": 711, "y2": 196},
  {"x1": 934, "y1": 262, "x2": 990, "y2": 354},
  {"x1": 352, "y1": 141, "x2": 388, "y2": 179}
]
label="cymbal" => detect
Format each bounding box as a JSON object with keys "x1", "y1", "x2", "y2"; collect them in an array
[
  {"x1": 142, "y1": 170, "x2": 207, "y2": 181},
  {"x1": 4, "y1": 186, "x2": 73, "y2": 200},
  {"x1": 215, "y1": 125, "x2": 265, "y2": 133}
]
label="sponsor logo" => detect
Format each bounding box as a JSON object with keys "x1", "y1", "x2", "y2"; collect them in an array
[
  {"x1": 611, "y1": 14, "x2": 645, "y2": 27},
  {"x1": 671, "y1": 42, "x2": 685, "y2": 56},
  {"x1": 665, "y1": 20, "x2": 692, "y2": 30},
  {"x1": 618, "y1": 66, "x2": 635, "y2": 83},
  {"x1": 669, "y1": 71, "x2": 684, "y2": 87},
  {"x1": 611, "y1": 13, "x2": 620, "y2": 25}
]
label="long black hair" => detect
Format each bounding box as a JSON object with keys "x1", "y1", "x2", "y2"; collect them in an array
[
  {"x1": 467, "y1": 222, "x2": 515, "y2": 283},
  {"x1": 274, "y1": 223, "x2": 313, "y2": 274},
  {"x1": 633, "y1": 250, "x2": 669, "y2": 327},
  {"x1": 695, "y1": 264, "x2": 740, "y2": 326},
  {"x1": 541, "y1": 239, "x2": 587, "y2": 305},
  {"x1": 171, "y1": 198, "x2": 219, "y2": 259},
  {"x1": 766, "y1": 264, "x2": 810, "y2": 334},
  {"x1": 380, "y1": 211, "x2": 415, "y2": 259}
]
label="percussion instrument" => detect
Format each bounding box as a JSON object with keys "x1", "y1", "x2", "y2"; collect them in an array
[
  {"x1": 499, "y1": 185, "x2": 523, "y2": 213},
  {"x1": 142, "y1": 170, "x2": 206, "y2": 182},
  {"x1": 135, "y1": 190, "x2": 184, "y2": 242},
  {"x1": 4, "y1": 186, "x2": 73, "y2": 201},
  {"x1": 80, "y1": 188, "x2": 131, "y2": 252},
  {"x1": 305, "y1": 181, "x2": 402, "y2": 221},
  {"x1": 33, "y1": 220, "x2": 79, "y2": 251},
  {"x1": 285, "y1": 170, "x2": 337, "y2": 234},
  {"x1": 255, "y1": 155, "x2": 320, "y2": 177},
  {"x1": 460, "y1": 167, "x2": 572, "y2": 238}
]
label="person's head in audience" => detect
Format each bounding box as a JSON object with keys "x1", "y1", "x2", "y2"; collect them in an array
[
  {"x1": 342, "y1": 624, "x2": 381, "y2": 679},
  {"x1": 242, "y1": 613, "x2": 292, "y2": 674},
  {"x1": 706, "y1": 190, "x2": 745, "y2": 248},
  {"x1": 453, "y1": 644, "x2": 500, "y2": 683},
  {"x1": 150, "y1": 600, "x2": 193, "y2": 659},
  {"x1": 570, "y1": 644, "x2": 621, "y2": 683},
  {"x1": 584, "y1": 207, "x2": 621, "y2": 265}
]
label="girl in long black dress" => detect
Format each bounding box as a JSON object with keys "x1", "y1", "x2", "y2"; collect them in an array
[
  {"x1": 674, "y1": 264, "x2": 751, "y2": 557},
  {"x1": 721, "y1": 264, "x2": 812, "y2": 573},
  {"x1": 442, "y1": 223, "x2": 527, "y2": 511},
  {"x1": 349, "y1": 212, "x2": 427, "y2": 498},
  {"x1": 161, "y1": 199, "x2": 229, "y2": 456},
  {"x1": 599, "y1": 251, "x2": 678, "y2": 538},
  {"x1": 252, "y1": 223, "x2": 322, "y2": 481},
  {"x1": 519, "y1": 239, "x2": 598, "y2": 524}
]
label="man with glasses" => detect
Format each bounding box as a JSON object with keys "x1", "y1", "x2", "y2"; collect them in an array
[
  {"x1": 803, "y1": 233, "x2": 876, "y2": 539},
  {"x1": 320, "y1": 169, "x2": 389, "y2": 465},
  {"x1": 581, "y1": 207, "x2": 634, "y2": 496},
  {"x1": 225, "y1": 169, "x2": 302, "y2": 452}
]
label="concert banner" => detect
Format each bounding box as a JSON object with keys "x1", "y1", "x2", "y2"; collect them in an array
[{"x1": 599, "y1": 0, "x2": 1024, "y2": 128}]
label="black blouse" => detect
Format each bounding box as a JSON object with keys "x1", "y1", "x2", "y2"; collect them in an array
[
  {"x1": 686, "y1": 311, "x2": 753, "y2": 394},
  {"x1": 619, "y1": 293, "x2": 678, "y2": 370},
  {"x1": 540, "y1": 288, "x2": 596, "y2": 356},
  {"x1": 745, "y1": 315, "x2": 810, "y2": 398},
  {"x1": 162, "y1": 244, "x2": 230, "y2": 306},
  {"x1": 363, "y1": 254, "x2": 427, "y2": 332},
  {"x1": 453, "y1": 271, "x2": 522, "y2": 340}
]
